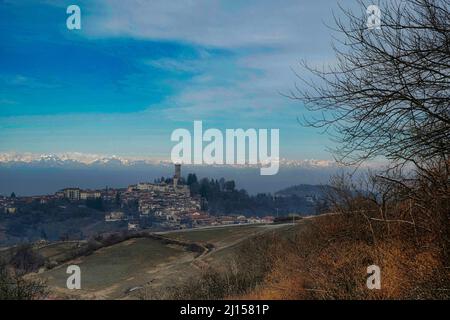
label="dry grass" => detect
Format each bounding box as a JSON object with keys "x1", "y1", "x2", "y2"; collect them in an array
[
  {"x1": 143, "y1": 163, "x2": 450, "y2": 300},
  {"x1": 239, "y1": 212, "x2": 449, "y2": 300},
  {"x1": 159, "y1": 207, "x2": 449, "y2": 300}
]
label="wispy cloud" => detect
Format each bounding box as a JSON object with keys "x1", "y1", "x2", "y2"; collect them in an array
[
  {"x1": 0, "y1": 74, "x2": 60, "y2": 89},
  {"x1": 85, "y1": 0, "x2": 337, "y2": 49},
  {"x1": 0, "y1": 0, "x2": 355, "y2": 159},
  {"x1": 77, "y1": 0, "x2": 346, "y2": 119}
]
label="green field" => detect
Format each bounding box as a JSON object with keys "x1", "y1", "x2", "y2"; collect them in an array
[
  {"x1": 37, "y1": 241, "x2": 84, "y2": 261},
  {"x1": 39, "y1": 237, "x2": 195, "y2": 299},
  {"x1": 159, "y1": 223, "x2": 294, "y2": 276},
  {"x1": 35, "y1": 223, "x2": 293, "y2": 299}
]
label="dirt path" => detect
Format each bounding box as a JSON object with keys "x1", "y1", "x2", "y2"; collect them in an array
[{"x1": 188, "y1": 223, "x2": 293, "y2": 270}]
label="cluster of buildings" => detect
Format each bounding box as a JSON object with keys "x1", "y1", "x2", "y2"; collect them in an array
[
  {"x1": 1, "y1": 164, "x2": 275, "y2": 231},
  {"x1": 120, "y1": 164, "x2": 202, "y2": 228},
  {"x1": 0, "y1": 193, "x2": 57, "y2": 214},
  {"x1": 55, "y1": 188, "x2": 101, "y2": 201},
  {"x1": 0, "y1": 196, "x2": 17, "y2": 214},
  {"x1": 186, "y1": 213, "x2": 274, "y2": 228},
  {"x1": 48, "y1": 164, "x2": 205, "y2": 229}
]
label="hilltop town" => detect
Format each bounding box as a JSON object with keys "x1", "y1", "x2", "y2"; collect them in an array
[{"x1": 0, "y1": 164, "x2": 276, "y2": 244}]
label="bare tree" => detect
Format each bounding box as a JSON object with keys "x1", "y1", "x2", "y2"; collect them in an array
[
  {"x1": 292, "y1": 0, "x2": 450, "y2": 168},
  {"x1": 0, "y1": 262, "x2": 48, "y2": 300}
]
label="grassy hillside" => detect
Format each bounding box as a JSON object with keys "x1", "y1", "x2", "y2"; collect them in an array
[
  {"x1": 29, "y1": 223, "x2": 289, "y2": 299},
  {"x1": 40, "y1": 237, "x2": 194, "y2": 299},
  {"x1": 24, "y1": 199, "x2": 450, "y2": 301},
  {"x1": 162, "y1": 224, "x2": 274, "y2": 246},
  {"x1": 237, "y1": 214, "x2": 450, "y2": 299},
  {"x1": 153, "y1": 212, "x2": 449, "y2": 300}
]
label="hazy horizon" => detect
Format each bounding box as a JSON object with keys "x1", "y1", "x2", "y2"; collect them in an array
[{"x1": 0, "y1": 163, "x2": 345, "y2": 197}]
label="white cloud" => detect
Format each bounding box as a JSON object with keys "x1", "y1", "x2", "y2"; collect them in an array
[
  {"x1": 85, "y1": 0, "x2": 344, "y2": 49},
  {"x1": 81, "y1": 0, "x2": 350, "y2": 119},
  {"x1": 144, "y1": 58, "x2": 200, "y2": 73},
  {"x1": 40, "y1": 0, "x2": 355, "y2": 124},
  {"x1": 2, "y1": 0, "x2": 361, "y2": 158}
]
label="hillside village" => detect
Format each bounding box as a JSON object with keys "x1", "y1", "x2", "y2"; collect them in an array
[{"x1": 0, "y1": 164, "x2": 276, "y2": 241}]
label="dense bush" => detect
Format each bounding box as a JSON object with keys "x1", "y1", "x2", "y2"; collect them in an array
[
  {"x1": 9, "y1": 244, "x2": 45, "y2": 274},
  {"x1": 0, "y1": 261, "x2": 47, "y2": 300}
]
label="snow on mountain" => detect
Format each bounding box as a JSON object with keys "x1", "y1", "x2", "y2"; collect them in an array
[
  {"x1": 0, "y1": 152, "x2": 172, "y2": 167},
  {"x1": 0, "y1": 152, "x2": 339, "y2": 168}
]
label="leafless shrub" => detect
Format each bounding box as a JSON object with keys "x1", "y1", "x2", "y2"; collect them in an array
[
  {"x1": 0, "y1": 261, "x2": 48, "y2": 300},
  {"x1": 9, "y1": 244, "x2": 45, "y2": 274}
]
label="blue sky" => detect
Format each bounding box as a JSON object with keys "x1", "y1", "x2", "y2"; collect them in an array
[{"x1": 0, "y1": 0, "x2": 352, "y2": 160}]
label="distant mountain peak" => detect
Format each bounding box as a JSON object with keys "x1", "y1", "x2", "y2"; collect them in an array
[{"x1": 0, "y1": 152, "x2": 357, "y2": 170}]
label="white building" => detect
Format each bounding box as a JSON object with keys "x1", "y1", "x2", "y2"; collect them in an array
[
  {"x1": 80, "y1": 190, "x2": 101, "y2": 200},
  {"x1": 62, "y1": 188, "x2": 80, "y2": 201}
]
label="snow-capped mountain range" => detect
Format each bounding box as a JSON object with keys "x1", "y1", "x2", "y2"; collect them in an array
[{"x1": 0, "y1": 152, "x2": 339, "y2": 168}]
